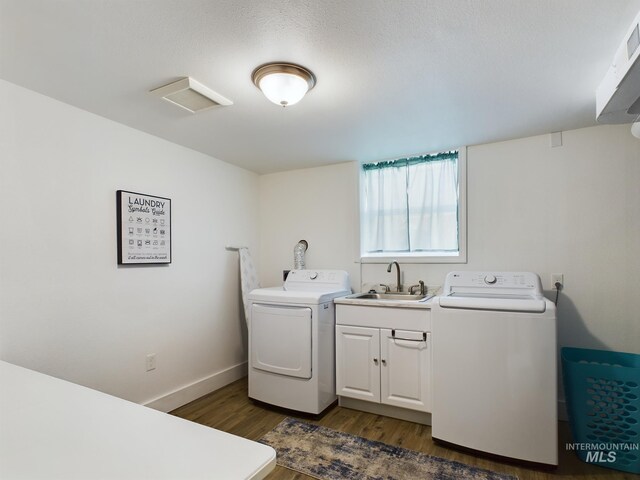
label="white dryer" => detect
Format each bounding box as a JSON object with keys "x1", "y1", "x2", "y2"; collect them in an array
[
  {"x1": 432, "y1": 271, "x2": 557, "y2": 465},
  {"x1": 247, "y1": 270, "x2": 350, "y2": 414}
]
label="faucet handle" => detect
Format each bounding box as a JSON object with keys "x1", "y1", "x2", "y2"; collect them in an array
[
  {"x1": 409, "y1": 281, "x2": 426, "y2": 295},
  {"x1": 379, "y1": 284, "x2": 391, "y2": 293}
]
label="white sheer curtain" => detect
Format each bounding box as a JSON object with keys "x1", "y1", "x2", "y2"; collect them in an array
[
  {"x1": 361, "y1": 164, "x2": 408, "y2": 252},
  {"x1": 408, "y1": 158, "x2": 458, "y2": 251},
  {"x1": 361, "y1": 155, "x2": 458, "y2": 254}
]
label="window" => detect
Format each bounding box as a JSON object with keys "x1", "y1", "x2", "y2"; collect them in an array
[{"x1": 360, "y1": 149, "x2": 466, "y2": 263}]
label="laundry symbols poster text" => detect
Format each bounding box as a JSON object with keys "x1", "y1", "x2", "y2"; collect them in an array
[{"x1": 117, "y1": 190, "x2": 171, "y2": 265}]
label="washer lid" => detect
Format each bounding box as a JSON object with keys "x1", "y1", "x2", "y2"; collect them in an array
[
  {"x1": 248, "y1": 287, "x2": 351, "y2": 305},
  {"x1": 438, "y1": 294, "x2": 547, "y2": 313}
]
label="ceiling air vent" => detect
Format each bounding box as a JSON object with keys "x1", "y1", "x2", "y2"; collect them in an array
[{"x1": 150, "y1": 77, "x2": 232, "y2": 113}]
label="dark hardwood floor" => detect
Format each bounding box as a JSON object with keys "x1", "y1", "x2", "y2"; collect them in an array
[{"x1": 171, "y1": 378, "x2": 636, "y2": 479}]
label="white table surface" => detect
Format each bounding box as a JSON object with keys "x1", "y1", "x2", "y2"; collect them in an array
[{"x1": 0, "y1": 361, "x2": 276, "y2": 479}]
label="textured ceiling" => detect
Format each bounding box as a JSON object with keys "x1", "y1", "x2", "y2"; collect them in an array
[{"x1": 1, "y1": 0, "x2": 638, "y2": 173}]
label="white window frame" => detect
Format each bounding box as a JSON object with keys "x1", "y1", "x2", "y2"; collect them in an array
[{"x1": 359, "y1": 147, "x2": 467, "y2": 264}]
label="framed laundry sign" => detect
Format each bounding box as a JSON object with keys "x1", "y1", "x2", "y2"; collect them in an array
[{"x1": 116, "y1": 190, "x2": 171, "y2": 265}]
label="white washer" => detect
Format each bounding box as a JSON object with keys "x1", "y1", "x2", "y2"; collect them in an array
[
  {"x1": 432, "y1": 271, "x2": 557, "y2": 465},
  {"x1": 248, "y1": 269, "x2": 350, "y2": 414}
]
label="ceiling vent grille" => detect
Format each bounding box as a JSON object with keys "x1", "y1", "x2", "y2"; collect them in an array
[{"x1": 150, "y1": 77, "x2": 232, "y2": 113}]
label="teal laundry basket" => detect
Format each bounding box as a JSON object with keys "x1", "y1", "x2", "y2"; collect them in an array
[{"x1": 562, "y1": 347, "x2": 640, "y2": 474}]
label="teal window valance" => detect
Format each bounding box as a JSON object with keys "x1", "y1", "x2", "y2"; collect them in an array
[{"x1": 361, "y1": 151, "x2": 458, "y2": 171}]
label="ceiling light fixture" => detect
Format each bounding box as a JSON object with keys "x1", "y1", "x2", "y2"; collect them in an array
[{"x1": 251, "y1": 62, "x2": 316, "y2": 107}]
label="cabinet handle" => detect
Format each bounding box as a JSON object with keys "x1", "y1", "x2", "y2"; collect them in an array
[
  {"x1": 381, "y1": 359, "x2": 387, "y2": 366},
  {"x1": 373, "y1": 358, "x2": 378, "y2": 365},
  {"x1": 391, "y1": 329, "x2": 427, "y2": 342}
]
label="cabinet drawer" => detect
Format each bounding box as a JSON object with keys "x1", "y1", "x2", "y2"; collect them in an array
[{"x1": 336, "y1": 305, "x2": 430, "y2": 331}]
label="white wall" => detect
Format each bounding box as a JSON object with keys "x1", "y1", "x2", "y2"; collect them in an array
[
  {"x1": 258, "y1": 161, "x2": 361, "y2": 290},
  {"x1": 258, "y1": 125, "x2": 640, "y2": 356},
  {"x1": 0, "y1": 80, "x2": 259, "y2": 408},
  {"x1": 2, "y1": 77, "x2": 638, "y2": 414},
  {"x1": 468, "y1": 126, "x2": 640, "y2": 354}
]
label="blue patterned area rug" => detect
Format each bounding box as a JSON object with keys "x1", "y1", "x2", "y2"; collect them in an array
[{"x1": 260, "y1": 417, "x2": 518, "y2": 480}]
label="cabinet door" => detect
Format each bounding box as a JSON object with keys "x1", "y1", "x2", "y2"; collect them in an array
[
  {"x1": 336, "y1": 325, "x2": 380, "y2": 402},
  {"x1": 380, "y1": 329, "x2": 431, "y2": 412}
]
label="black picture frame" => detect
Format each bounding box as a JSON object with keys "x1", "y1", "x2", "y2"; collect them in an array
[{"x1": 116, "y1": 190, "x2": 172, "y2": 265}]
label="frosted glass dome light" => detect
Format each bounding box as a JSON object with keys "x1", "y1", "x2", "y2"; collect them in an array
[{"x1": 252, "y1": 63, "x2": 316, "y2": 107}]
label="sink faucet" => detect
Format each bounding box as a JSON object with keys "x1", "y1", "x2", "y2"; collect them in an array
[{"x1": 387, "y1": 261, "x2": 402, "y2": 292}]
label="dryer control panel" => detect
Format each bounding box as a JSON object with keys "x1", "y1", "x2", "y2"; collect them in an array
[{"x1": 284, "y1": 269, "x2": 351, "y2": 292}]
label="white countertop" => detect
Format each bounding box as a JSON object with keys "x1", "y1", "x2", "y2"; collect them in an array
[
  {"x1": 335, "y1": 294, "x2": 436, "y2": 309},
  {"x1": 0, "y1": 361, "x2": 276, "y2": 480}
]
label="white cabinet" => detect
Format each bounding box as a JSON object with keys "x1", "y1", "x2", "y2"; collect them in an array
[{"x1": 336, "y1": 325, "x2": 431, "y2": 413}]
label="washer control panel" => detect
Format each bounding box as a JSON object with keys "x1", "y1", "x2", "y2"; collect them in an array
[{"x1": 442, "y1": 271, "x2": 543, "y2": 296}]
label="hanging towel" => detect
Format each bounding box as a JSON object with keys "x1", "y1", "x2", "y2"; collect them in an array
[{"x1": 239, "y1": 247, "x2": 260, "y2": 325}]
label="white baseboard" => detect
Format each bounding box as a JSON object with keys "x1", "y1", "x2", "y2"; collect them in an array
[{"x1": 144, "y1": 362, "x2": 248, "y2": 413}]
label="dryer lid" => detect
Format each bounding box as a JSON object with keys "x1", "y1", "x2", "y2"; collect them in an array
[{"x1": 248, "y1": 287, "x2": 351, "y2": 304}]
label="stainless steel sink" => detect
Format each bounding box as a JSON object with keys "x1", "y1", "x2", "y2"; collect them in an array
[{"x1": 348, "y1": 292, "x2": 430, "y2": 301}]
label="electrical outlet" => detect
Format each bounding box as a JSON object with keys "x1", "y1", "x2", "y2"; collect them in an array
[
  {"x1": 551, "y1": 274, "x2": 564, "y2": 290},
  {"x1": 146, "y1": 353, "x2": 156, "y2": 372}
]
